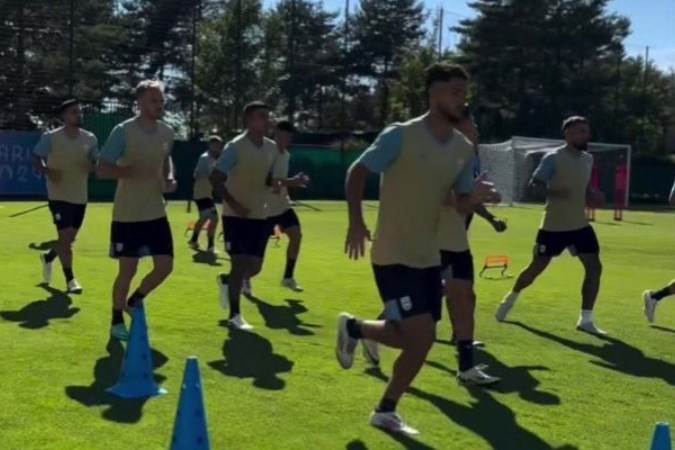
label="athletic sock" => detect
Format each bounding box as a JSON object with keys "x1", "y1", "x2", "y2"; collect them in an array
[
  {"x1": 457, "y1": 340, "x2": 474, "y2": 372},
  {"x1": 652, "y1": 287, "x2": 672, "y2": 301},
  {"x1": 207, "y1": 235, "x2": 215, "y2": 249},
  {"x1": 127, "y1": 289, "x2": 147, "y2": 308},
  {"x1": 63, "y1": 267, "x2": 74, "y2": 283},
  {"x1": 283, "y1": 258, "x2": 297, "y2": 279},
  {"x1": 190, "y1": 230, "x2": 199, "y2": 243},
  {"x1": 346, "y1": 318, "x2": 363, "y2": 339},
  {"x1": 376, "y1": 398, "x2": 398, "y2": 413},
  {"x1": 111, "y1": 309, "x2": 124, "y2": 326},
  {"x1": 45, "y1": 249, "x2": 58, "y2": 263},
  {"x1": 581, "y1": 309, "x2": 593, "y2": 323}
]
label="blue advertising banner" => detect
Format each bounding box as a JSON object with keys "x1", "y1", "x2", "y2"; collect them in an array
[{"x1": 0, "y1": 131, "x2": 45, "y2": 196}]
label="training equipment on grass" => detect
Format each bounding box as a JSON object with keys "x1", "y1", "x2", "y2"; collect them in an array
[
  {"x1": 650, "y1": 422, "x2": 672, "y2": 450},
  {"x1": 185, "y1": 220, "x2": 224, "y2": 242},
  {"x1": 479, "y1": 255, "x2": 512, "y2": 279},
  {"x1": 107, "y1": 306, "x2": 167, "y2": 399},
  {"x1": 170, "y1": 357, "x2": 211, "y2": 450}
]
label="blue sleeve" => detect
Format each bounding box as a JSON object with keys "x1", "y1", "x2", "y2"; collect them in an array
[
  {"x1": 532, "y1": 153, "x2": 556, "y2": 182},
  {"x1": 214, "y1": 142, "x2": 238, "y2": 174},
  {"x1": 33, "y1": 133, "x2": 51, "y2": 159},
  {"x1": 88, "y1": 136, "x2": 100, "y2": 163},
  {"x1": 354, "y1": 126, "x2": 403, "y2": 173},
  {"x1": 454, "y1": 155, "x2": 477, "y2": 195},
  {"x1": 194, "y1": 156, "x2": 210, "y2": 178},
  {"x1": 99, "y1": 125, "x2": 126, "y2": 164}
]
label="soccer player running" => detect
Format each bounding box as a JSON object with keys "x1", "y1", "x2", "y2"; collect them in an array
[
  {"x1": 496, "y1": 116, "x2": 607, "y2": 335},
  {"x1": 337, "y1": 63, "x2": 497, "y2": 435},
  {"x1": 643, "y1": 178, "x2": 675, "y2": 322},
  {"x1": 96, "y1": 80, "x2": 176, "y2": 341},
  {"x1": 33, "y1": 99, "x2": 98, "y2": 294},
  {"x1": 438, "y1": 111, "x2": 501, "y2": 386},
  {"x1": 211, "y1": 102, "x2": 307, "y2": 330},
  {"x1": 265, "y1": 119, "x2": 309, "y2": 292},
  {"x1": 189, "y1": 135, "x2": 223, "y2": 252}
]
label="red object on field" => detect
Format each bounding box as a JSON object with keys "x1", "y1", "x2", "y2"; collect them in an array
[
  {"x1": 614, "y1": 162, "x2": 628, "y2": 221},
  {"x1": 586, "y1": 164, "x2": 601, "y2": 222}
]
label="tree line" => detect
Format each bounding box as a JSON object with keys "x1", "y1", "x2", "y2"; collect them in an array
[{"x1": 1, "y1": 0, "x2": 673, "y2": 154}]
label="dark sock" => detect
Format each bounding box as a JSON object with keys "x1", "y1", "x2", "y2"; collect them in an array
[
  {"x1": 652, "y1": 287, "x2": 673, "y2": 301},
  {"x1": 127, "y1": 289, "x2": 147, "y2": 308},
  {"x1": 63, "y1": 267, "x2": 74, "y2": 283},
  {"x1": 190, "y1": 230, "x2": 199, "y2": 243},
  {"x1": 376, "y1": 398, "x2": 398, "y2": 413},
  {"x1": 45, "y1": 249, "x2": 58, "y2": 263},
  {"x1": 377, "y1": 311, "x2": 386, "y2": 321},
  {"x1": 230, "y1": 297, "x2": 241, "y2": 317},
  {"x1": 457, "y1": 340, "x2": 474, "y2": 372},
  {"x1": 111, "y1": 309, "x2": 124, "y2": 326},
  {"x1": 346, "y1": 318, "x2": 363, "y2": 339},
  {"x1": 207, "y1": 235, "x2": 215, "y2": 249},
  {"x1": 283, "y1": 258, "x2": 297, "y2": 279}
]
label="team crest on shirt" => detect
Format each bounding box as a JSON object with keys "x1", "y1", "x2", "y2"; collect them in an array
[{"x1": 399, "y1": 296, "x2": 412, "y2": 312}]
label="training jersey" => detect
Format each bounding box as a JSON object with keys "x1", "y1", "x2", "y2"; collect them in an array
[
  {"x1": 33, "y1": 127, "x2": 98, "y2": 204},
  {"x1": 532, "y1": 146, "x2": 593, "y2": 232},
  {"x1": 100, "y1": 118, "x2": 175, "y2": 223},
  {"x1": 193, "y1": 152, "x2": 217, "y2": 200},
  {"x1": 355, "y1": 114, "x2": 475, "y2": 268},
  {"x1": 267, "y1": 149, "x2": 292, "y2": 217},
  {"x1": 214, "y1": 133, "x2": 276, "y2": 220},
  {"x1": 438, "y1": 154, "x2": 479, "y2": 252}
]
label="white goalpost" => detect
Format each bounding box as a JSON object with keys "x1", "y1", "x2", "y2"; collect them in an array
[{"x1": 477, "y1": 136, "x2": 632, "y2": 207}]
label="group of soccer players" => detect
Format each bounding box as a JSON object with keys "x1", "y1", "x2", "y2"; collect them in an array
[{"x1": 31, "y1": 64, "x2": 675, "y2": 437}]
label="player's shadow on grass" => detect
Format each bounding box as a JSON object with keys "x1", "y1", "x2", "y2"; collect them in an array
[
  {"x1": 347, "y1": 435, "x2": 435, "y2": 450},
  {"x1": 27, "y1": 240, "x2": 57, "y2": 251},
  {"x1": 191, "y1": 249, "x2": 226, "y2": 266},
  {"x1": 425, "y1": 350, "x2": 560, "y2": 406},
  {"x1": 0, "y1": 285, "x2": 79, "y2": 329},
  {"x1": 365, "y1": 368, "x2": 577, "y2": 450},
  {"x1": 246, "y1": 295, "x2": 320, "y2": 336},
  {"x1": 65, "y1": 338, "x2": 168, "y2": 424},
  {"x1": 512, "y1": 322, "x2": 675, "y2": 386},
  {"x1": 209, "y1": 327, "x2": 294, "y2": 390},
  {"x1": 651, "y1": 325, "x2": 675, "y2": 335}
]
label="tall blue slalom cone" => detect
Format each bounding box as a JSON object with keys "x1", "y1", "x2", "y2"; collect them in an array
[
  {"x1": 651, "y1": 422, "x2": 672, "y2": 450},
  {"x1": 170, "y1": 357, "x2": 210, "y2": 450},
  {"x1": 107, "y1": 305, "x2": 167, "y2": 398}
]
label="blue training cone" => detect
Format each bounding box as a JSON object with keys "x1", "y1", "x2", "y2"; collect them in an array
[
  {"x1": 651, "y1": 422, "x2": 672, "y2": 450},
  {"x1": 107, "y1": 306, "x2": 167, "y2": 398},
  {"x1": 170, "y1": 357, "x2": 210, "y2": 450}
]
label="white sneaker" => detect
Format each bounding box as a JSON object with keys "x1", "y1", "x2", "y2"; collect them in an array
[
  {"x1": 242, "y1": 279, "x2": 252, "y2": 297},
  {"x1": 643, "y1": 291, "x2": 658, "y2": 324},
  {"x1": 228, "y1": 314, "x2": 253, "y2": 331},
  {"x1": 457, "y1": 364, "x2": 500, "y2": 386},
  {"x1": 576, "y1": 320, "x2": 607, "y2": 336},
  {"x1": 496, "y1": 298, "x2": 516, "y2": 322},
  {"x1": 40, "y1": 254, "x2": 53, "y2": 285},
  {"x1": 66, "y1": 279, "x2": 83, "y2": 294},
  {"x1": 282, "y1": 278, "x2": 304, "y2": 292},
  {"x1": 110, "y1": 323, "x2": 129, "y2": 341},
  {"x1": 216, "y1": 274, "x2": 229, "y2": 309},
  {"x1": 369, "y1": 411, "x2": 420, "y2": 436},
  {"x1": 362, "y1": 339, "x2": 380, "y2": 367},
  {"x1": 335, "y1": 312, "x2": 359, "y2": 369}
]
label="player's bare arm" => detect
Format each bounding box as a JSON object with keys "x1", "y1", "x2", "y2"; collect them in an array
[
  {"x1": 345, "y1": 162, "x2": 371, "y2": 260},
  {"x1": 95, "y1": 160, "x2": 137, "y2": 180},
  {"x1": 455, "y1": 173, "x2": 501, "y2": 215},
  {"x1": 530, "y1": 177, "x2": 569, "y2": 200},
  {"x1": 209, "y1": 168, "x2": 249, "y2": 217},
  {"x1": 586, "y1": 183, "x2": 605, "y2": 207},
  {"x1": 274, "y1": 172, "x2": 310, "y2": 189},
  {"x1": 163, "y1": 155, "x2": 177, "y2": 193}
]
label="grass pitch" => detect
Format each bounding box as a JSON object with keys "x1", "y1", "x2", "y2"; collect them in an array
[{"x1": 0, "y1": 201, "x2": 673, "y2": 449}]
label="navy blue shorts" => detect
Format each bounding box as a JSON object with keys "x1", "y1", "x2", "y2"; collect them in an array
[
  {"x1": 440, "y1": 250, "x2": 474, "y2": 282},
  {"x1": 223, "y1": 216, "x2": 268, "y2": 258},
  {"x1": 267, "y1": 208, "x2": 300, "y2": 233},
  {"x1": 372, "y1": 264, "x2": 443, "y2": 322},
  {"x1": 110, "y1": 217, "x2": 174, "y2": 259},
  {"x1": 48, "y1": 201, "x2": 86, "y2": 230},
  {"x1": 536, "y1": 226, "x2": 600, "y2": 257}
]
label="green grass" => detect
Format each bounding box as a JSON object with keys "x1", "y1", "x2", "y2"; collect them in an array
[{"x1": 0, "y1": 201, "x2": 674, "y2": 450}]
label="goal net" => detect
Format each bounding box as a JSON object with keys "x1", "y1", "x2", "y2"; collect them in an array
[{"x1": 477, "y1": 136, "x2": 632, "y2": 206}]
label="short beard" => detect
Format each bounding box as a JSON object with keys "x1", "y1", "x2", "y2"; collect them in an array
[
  {"x1": 439, "y1": 108, "x2": 461, "y2": 125},
  {"x1": 573, "y1": 142, "x2": 588, "y2": 151}
]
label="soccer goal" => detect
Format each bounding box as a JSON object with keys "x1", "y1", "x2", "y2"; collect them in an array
[{"x1": 477, "y1": 136, "x2": 632, "y2": 207}]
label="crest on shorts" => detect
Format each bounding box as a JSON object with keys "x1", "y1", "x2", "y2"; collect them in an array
[
  {"x1": 539, "y1": 244, "x2": 546, "y2": 254},
  {"x1": 399, "y1": 296, "x2": 412, "y2": 312},
  {"x1": 116, "y1": 243, "x2": 124, "y2": 252},
  {"x1": 54, "y1": 213, "x2": 61, "y2": 222}
]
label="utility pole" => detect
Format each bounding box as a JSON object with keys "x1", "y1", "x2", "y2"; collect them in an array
[
  {"x1": 68, "y1": 0, "x2": 75, "y2": 96},
  {"x1": 438, "y1": 7, "x2": 444, "y2": 59},
  {"x1": 287, "y1": 0, "x2": 298, "y2": 121},
  {"x1": 339, "y1": 0, "x2": 350, "y2": 175}
]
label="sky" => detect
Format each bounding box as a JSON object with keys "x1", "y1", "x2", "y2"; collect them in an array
[{"x1": 262, "y1": 0, "x2": 675, "y2": 71}]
